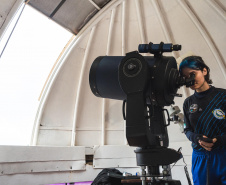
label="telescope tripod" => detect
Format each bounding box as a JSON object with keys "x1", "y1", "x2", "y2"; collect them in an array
[{"x1": 124, "y1": 147, "x2": 182, "y2": 185}]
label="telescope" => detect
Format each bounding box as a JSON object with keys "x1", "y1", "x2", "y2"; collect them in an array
[{"x1": 89, "y1": 42, "x2": 195, "y2": 185}]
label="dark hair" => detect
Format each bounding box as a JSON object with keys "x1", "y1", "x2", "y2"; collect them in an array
[{"x1": 179, "y1": 56, "x2": 212, "y2": 84}]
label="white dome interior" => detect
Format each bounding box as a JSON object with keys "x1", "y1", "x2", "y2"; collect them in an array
[{"x1": 0, "y1": 0, "x2": 225, "y2": 184}]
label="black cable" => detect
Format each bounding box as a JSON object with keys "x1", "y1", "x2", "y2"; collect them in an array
[
  {"x1": 180, "y1": 147, "x2": 192, "y2": 185},
  {"x1": 167, "y1": 147, "x2": 192, "y2": 185},
  {"x1": 0, "y1": 3, "x2": 26, "y2": 59},
  {"x1": 167, "y1": 147, "x2": 182, "y2": 172},
  {"x1": 184, "y1": 166, "x2": 192, "y2": 185},
  {"x1": 169, "y1": 161, "x2": 177, "y2": 171}
]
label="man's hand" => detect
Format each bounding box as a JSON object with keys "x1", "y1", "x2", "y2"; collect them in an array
[{"x1": 198, "y1": 135, "x2": 217, "y2": 151}]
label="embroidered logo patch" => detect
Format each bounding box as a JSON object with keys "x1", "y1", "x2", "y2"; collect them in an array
[
  {"x1": 189, "y1": 104, "x2": 198, "y2": 113},
  {"x1": 212, "y1": 109, "x2": 225, "y2": 120}
]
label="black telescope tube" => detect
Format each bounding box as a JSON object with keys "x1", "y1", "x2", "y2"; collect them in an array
[
  {"x1": 89, "y1": 56, "x2": 126, "y2": 100},
  {"x1": 89, "y1": 56, "x2": 156, "y2": 100}
]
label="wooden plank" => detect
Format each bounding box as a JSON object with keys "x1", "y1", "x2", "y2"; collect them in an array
[
  {"x1": 0, "y1": 165, "x2": 140, "y2": 185},
  {"x1": 93, "y1": 145, "x2": 136, "y2": 159},
  {"x1": 85, "y1": 147, "x2": 94, "y2": 155},
  {"x1": 93, "y1": 144, "x2": 192, "y2": 168},
  {"x1": 93, "y1": 158, "x2": 137, "y2": 168},
  {"x1": 93, "y1": 145, "x2": 137, "y2": 168},
  {"x1": 0, "y1": 160, "x2": 85, "y2": 175},
  {"x1": 0, "y1": 165, "x2": 100, "y2": 185},
  {"x1": 93, "y1": 155, "x2": 191, "y2": 168},
  {"x1": 0, "y1": 146, "x2": 85, "y2": 162}
]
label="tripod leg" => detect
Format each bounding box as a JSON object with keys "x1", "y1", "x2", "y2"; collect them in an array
[{"x1": 141, "y1": 166, "x2": 146, "y2": 185}]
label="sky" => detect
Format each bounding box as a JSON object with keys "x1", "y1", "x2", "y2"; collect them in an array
[{"x1": 0, "y1": 4, "x2": 72, "y2": 145}]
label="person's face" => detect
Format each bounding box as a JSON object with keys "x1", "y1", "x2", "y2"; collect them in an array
[{"x1": 182, "y1": 67, "x2": 208, "y2": 91}]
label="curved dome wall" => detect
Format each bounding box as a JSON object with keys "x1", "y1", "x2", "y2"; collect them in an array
[
  {"x1": 31, "y1": 0, "x2": 226, "y2": 148},
  {"x1": 0, "y1": 0, "x2": 24, "y2": 42}
]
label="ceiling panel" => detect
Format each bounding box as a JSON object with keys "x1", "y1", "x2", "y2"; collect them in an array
[{"x1": 28, "y1": 0, "x2": 111, "y2": 34}]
